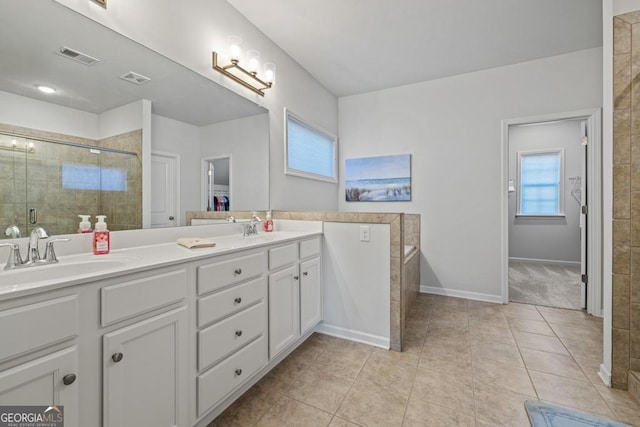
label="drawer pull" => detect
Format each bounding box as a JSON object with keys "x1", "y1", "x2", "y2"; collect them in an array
[
  {"x1": 62, "y1": 374, "x2": 76, "y2": 386},
  {"x1": 235, "y1": 330, "x2": 243, "y2": 337},
  {"x1": 235, "y1": 368, "x2": 243, "y2": 376},
  {"x1": 294, "y1": 275, "x2": 299, "y2": 280},
  {"x1": 112, "y1": 352, "x2": 124, "y2": 363},
  {"x1": 234, "y1": 297, "x2": 242, "y2": 304},
  {"x1": 303, "y1": 271, "x2": 308, "y2": 276},
  {"x1": 234, "y1": 268, "x2": 242, "y2": 275}
]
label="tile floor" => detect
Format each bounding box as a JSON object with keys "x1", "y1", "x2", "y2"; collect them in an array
[{"x1": 209, "y1": 294, "x2": 640, "y2": 426}]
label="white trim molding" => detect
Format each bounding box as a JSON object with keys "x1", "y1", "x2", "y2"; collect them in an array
[
  {"x1": 314, "y1": 323, "x2": 390, "y2": 349},
  {"x1": 420, "y1": 286, "x2": 503, "y2": 304}
]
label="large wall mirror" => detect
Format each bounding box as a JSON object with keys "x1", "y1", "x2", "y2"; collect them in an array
[{"x1": 0, "y1": 0, "x2": 269, "y2": 238}]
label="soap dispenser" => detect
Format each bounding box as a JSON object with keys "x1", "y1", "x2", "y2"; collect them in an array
[
  {"x1": 263, "y1": 211, "x2": 273, "y2": 232},
  {"x1": 93, "y1": 215, "x2": 110, "y2": 255},
  {"x1": 78, "y1": 215, "x2": 92, "y2": 233}
]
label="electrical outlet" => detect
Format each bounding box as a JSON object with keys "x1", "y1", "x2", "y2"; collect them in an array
[{"x1": 360, "y1": 225, "x2": 370, "y2": 242}]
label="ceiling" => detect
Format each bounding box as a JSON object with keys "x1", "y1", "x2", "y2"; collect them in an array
[
  {"x1": 228, "y1": 0, "x2": 603, "y2": 97},
  {"x1": 0, "y1": 0, "x2": 265, "y2": 126}
]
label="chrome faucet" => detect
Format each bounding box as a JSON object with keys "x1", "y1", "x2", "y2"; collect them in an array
[
  {"x1": 5, "y1": 225, "x2": 21, "y2": 239},
  {"x1": 0, "y1": 227, "x2": 69, "y2": 270},
  {"x1": 243, "y1": 213, "x2": 262, "y2": 236},
  {"x1": 27, "y1": 226, "x2": 49, "y2": 263}
]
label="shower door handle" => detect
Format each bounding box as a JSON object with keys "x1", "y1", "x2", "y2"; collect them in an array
[{"x1": 29, "y1": 208, "x2": 37, "y2": 224}]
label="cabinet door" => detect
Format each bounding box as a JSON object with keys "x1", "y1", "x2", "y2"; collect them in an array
[
  {"x1": 300, "y1": 257, "x2": 322, "y2": 335},
  {"x1": 268, "y1": 265, "x2": 300, "y2": 359},
  {"x1": 103, "y1": 307, "x2": 187, "y2": 427},
  {"x1": 0, "y1": 346, "x2": 78, "y2": 427}
]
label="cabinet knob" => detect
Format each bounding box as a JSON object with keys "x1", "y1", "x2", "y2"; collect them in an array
[
  {"x1": 303, "y1": 271, "x2": 308, "y2": 276},
  {"x1": 234, "y1": 297, "x2": 242, "y2": 304},
  {"x1": 234, "y1": 268, "x2": 242, "y2": 275},
  {"x1": 294, "y1": 276, "x2": 299, "y2": 280},
  {"x1": 235, "y1": 368, "x2": 243, "y2": 376},
  {"x1": 112, "y1": 352, "x2": 124, "y2": 363},
  {"x1": 62, "y1": 373, "x2": 76, "y2": 386},
  {"x1": 235, "y1": 330, "x2": 243, "y2": 337}
]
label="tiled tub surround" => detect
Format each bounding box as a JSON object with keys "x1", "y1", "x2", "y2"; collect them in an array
[
  {"x1": 612, "y1": 11, "x2": 640, "y2": 391},
  {"x1": 186, "y1": 211, "x2": 421, "y2": 352},
  {"x1": 0, "y1": 123, "x2": 142, "y2": 235},
  {"x1": 209, "y1": 294, "x2": 640, "y2": 427}
]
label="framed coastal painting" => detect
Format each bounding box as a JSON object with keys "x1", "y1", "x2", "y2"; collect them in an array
[{"x1": 345, "y1": 154, "x2": 411, "y2": 201}]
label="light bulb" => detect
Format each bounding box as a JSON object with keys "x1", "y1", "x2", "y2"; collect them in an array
[
  {"x1": 247, "y1": 50, "x2": 260, "y2": 74},
  {"x1": 36, "y1": 85, "x2": 56, "y2": 94},
  {"x1": 264, "y1": 63, "x2": 276, "y2": 84},
  {"x1": 228, "y1": 35, "x2": 243, "y2": 62}
]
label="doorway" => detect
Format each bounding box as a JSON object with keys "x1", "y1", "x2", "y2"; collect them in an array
[
  {"x1": 201, "y1": 155, "x2": 232, "y2": 212},
  {"x1": 501, "y1": 109, "x2": 602, "y2": 316},
  {"x1": 150, "y1": 151, "x2": 179, "y2": 228}
]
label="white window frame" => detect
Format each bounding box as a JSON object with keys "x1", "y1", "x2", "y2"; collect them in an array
[
  {"x1": 516, "y1": 148, "x2": 565, "y2": 217},
  {"x1": 284, "y1": 108, "x2": 338, "y2": 183}
]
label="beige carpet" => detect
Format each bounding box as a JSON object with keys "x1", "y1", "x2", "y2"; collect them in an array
[{"x1": 509, "y1": 260, "x2": 582, "y2": 310}]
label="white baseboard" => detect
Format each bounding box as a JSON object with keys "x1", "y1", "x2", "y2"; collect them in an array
[
  {"x1": 314, "y1": 322, "x2": 390, "y2": 349},
  {"x1": 420, "y1": 285, "x2": 503, "y2": 304},
  {"x1": 509, "y1": 257, "x2": 581, "y2": 267},
  {"x1": 598, "y1": 363, "x2": 611, "y2": 386}
]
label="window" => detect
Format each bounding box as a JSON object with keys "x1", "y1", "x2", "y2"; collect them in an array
[
  {"x1": 517, "y1": 149, "x2": 564, "y2": 216},
  {"x1": 285, "y1": 109, "x2": 337, "y2": 182}
]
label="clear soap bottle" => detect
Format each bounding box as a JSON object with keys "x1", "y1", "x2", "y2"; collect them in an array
[{"x1": 263, "y1": 211, "x2": 273, "y2": 232}]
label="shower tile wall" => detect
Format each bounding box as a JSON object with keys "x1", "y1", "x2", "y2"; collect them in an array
[
  {"x1": 0, "y1": 124, "x2": 142, "y2": 236},
  {"x1": 613, "y1": 11, "x2": 640, "y2": 390}
]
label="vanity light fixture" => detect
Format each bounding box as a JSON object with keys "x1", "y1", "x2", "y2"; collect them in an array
[
  {"x1": 0, "y1": 139, "x2": 35, "y2": 154},
  {"x1": 212, "y1": 35, "x2": 276, "y2": 96}
]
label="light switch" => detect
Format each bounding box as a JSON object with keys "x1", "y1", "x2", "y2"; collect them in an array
[{"x1": 359, "y1": 225, "x2": 370, "y2": 242}]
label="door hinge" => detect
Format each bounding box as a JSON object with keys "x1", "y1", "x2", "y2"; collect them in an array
[
  {"x1": 581, "y1": 274, "x2": 588, "y2": 284},
  {"x1": 581, "y1": 205, "x2": 588, "y2": 215},
  {"x1": 582, "y1": 136, "x2": 588, "y2": 146}
]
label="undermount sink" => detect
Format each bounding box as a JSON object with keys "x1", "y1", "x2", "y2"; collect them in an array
[{"x1": 0, "y1": 255, "x2": 136, "y2": 288}]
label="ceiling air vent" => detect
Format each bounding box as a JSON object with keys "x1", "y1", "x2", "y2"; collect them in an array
[
  {"x1": 119, "y1": 71, "x2": 151, "y2": 85},
  {"x1": 57, "y1": 46, "x2": 100, "y2": 66}
]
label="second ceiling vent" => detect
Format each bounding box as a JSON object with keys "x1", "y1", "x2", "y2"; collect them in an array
[{"x1": 57, "y1": 46, "x2": 100, "y2": 66}]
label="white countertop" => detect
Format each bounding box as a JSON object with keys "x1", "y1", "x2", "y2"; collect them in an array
[{"x1": 0, "y1": 229, "x2": 321, "y2": 301}]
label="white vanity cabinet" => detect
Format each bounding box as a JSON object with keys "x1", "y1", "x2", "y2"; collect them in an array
[
  {"x1": 195, "y1": 249, "x2": 268, "y2": 418},
  {"x1": 0, "y1": 295, "x2": 80, "y2": 427},
  {"x1": 101, "y1": 267, "x2": 189, "y2": 427},
  {"x1": 268, "y1": 237, "x2": 322, "y2": 360}
]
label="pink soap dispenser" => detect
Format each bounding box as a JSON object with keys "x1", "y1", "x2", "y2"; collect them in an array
[
  {"x1": 263, "y1": 211, "x2": 273, "y2": 232},
  {"x1": 93, "y1": 215, "x2": 110, "y2": 255}
]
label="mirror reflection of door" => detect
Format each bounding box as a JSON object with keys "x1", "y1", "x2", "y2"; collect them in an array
[
  {"x1": 151, "y1": 152, "x2": 178, "y2": 228},
  {"x1": 205, "y1": 157, "x2": 231, "y2": 211}
]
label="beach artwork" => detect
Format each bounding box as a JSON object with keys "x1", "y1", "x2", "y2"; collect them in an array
[{"x1": 345, "y1": 154, "x2": 411, "y2": 201}]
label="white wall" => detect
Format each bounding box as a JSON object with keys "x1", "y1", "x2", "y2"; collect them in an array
[
  {"x1": 151, "y1": 114, "x2": 201, "y2": 225},
  {"x1": 508, "y1": 120, "x2": 583, "y2": 263},
  {"x1": 98, "y1": 100, "x2": 144, "y2": 139},
  {"x1": 0, "y1": 90, "x2": 98, "y2": 139},
  {"x1": 200, "y1": 113, "x2": 269, "y2": 211},
  {"x1": 339, "y1": 48, "x2": 603, "y2": 301},
  {"x1": 319, "y1": 222, "x2": 391, "y2": 348},
  {"x1": 53, "y1": 0, "x2": 339, "y2": 212}
]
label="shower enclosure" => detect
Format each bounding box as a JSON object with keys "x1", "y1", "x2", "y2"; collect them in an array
[{"x1": 0, "y1": 132, "x2": 142, "y2": 238}]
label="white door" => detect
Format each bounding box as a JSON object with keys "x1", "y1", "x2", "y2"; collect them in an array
[
  {"x1": 580, "y1": 121, "x2": 588, "y2": 309},
  {"x1": 151, "y1": 153, "x2": 177, "y2": 228},
  {"x1": 0, "y1": 347, "x2": 78, "y2": 427},
  {"x1": 268, "y1": 266, "x2": 300, "y2": 359},
  {"x1": 103, "y1": 307, "x2": 188, "y2": 427},
  {"x1": 300, "y1": 257, "x2": 322, "y2": 335}
]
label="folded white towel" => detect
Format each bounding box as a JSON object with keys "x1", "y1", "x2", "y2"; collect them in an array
[{"x1": 177, "y1": 238, "x2": 216, "y2": 249}]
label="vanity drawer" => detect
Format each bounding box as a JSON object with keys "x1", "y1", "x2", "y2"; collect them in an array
[
  {"x1": 268, "y1": 243, "x2": 298, "y2": 270},
  {"x1": 101, "y1": 268, "x2": 187, "y2": 327},
  {"x1": 198, "y1": 251, "x2": 267, "y2": 295},
  {"x1": 299, "y1": 237, "x2": 320, "y2": 259},
  {"x1": 198, "y1": 301, "x2": 265, "y2": 371},
  {"x1": 197, "y1": 276, "x2": 266, "y2": 328},
  {"x1": 197, "y1": 335, "x2": 266, "y2": 417},
  {"x1": 0, "y1": 295, "x2": 78, "y2": 362}
]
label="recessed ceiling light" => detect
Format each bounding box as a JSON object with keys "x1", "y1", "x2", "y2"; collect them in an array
[{"x1": 36, "y1": 85, "x2": 56, "y2": 94}]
